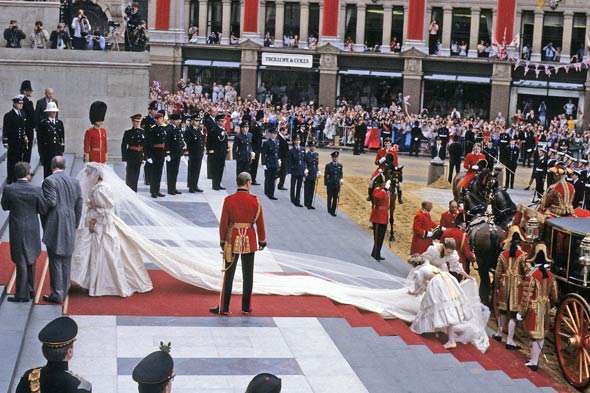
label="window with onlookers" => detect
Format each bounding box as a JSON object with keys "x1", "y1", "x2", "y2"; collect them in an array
[
  {"x1": 450, "y1": 8, "x2": 470, "y2": 56},
  {"x1": 571, "y1": 13, "x2": 586, "y2": 62},
  {"x1": 391, "y1": 6, "x2": 404, "y2": 46},
  {"x1": 207, "y1": 0, "x2": 222, "y2": 37},
  {"x1": 541, "y1": 11, "x2": 563, "y2": 61},
  {"x1": 230, "y1": 0, "x2": 240, "y2": 40},
  {"x1": 365, "y1": 5, "x2": 383, "y2": 50},
  {"x1": 283, "y1": 2, "x2": 300, "y2": 46},
  {"x1": 520, "y1": 11, "x2": 534, "y2": 59},
  {"x1": 308, "y1": 3, "x2": 320, "y2": 42},
  {"x1": 265, "y1": 1, "x2": 276, "y2": 39},
  {"x1": 344, "y1": 4, "x2": 357, "y2": 43}
]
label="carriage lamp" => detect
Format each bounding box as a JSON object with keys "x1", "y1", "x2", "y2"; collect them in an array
[
  {"x1": 579, "y1": 235, "x2": 590, "y2": 287},
  {"x1": 525, "y1": 217, "x2": 540, "y2": 242}
]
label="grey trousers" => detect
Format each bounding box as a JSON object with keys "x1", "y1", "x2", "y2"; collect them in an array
[
  {"x1": 47, "y1": 250, "x2": 72, "y2": 302},
  {"x1": 13, "y1": 256, "x2": 35, "y2": 299}
]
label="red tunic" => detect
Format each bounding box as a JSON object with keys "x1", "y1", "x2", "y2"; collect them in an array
[
  {"x1": 439, "y1": 211, "x2": 458, "y2": 228},
  {"x1": 442, "y1": 227, "x2": 474, "y2": 270},
  {"x1": 374, "y1": 147, "x2": 399, "y2": 168},
  {"x1": 410, "y1": 210, "x2": 437, "y2": 255},
  {"x1": 220, "y1": 189, "x2": 266, "y2": 260},
  {"x1": 521, "y1": 268, "x2": 558, "y2": 340},
  {"x1": 458, "y1": 152, "x2": 486, "y2": 189},
  {"x1": 83, "y1": 126, "x2": 107, "y2": 163},
  {"x1": 370, "y1": 187, "x2": 390, "y2": 225}
]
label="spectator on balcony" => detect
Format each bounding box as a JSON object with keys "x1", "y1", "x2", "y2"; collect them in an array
[
  {"x1": 308, "y1": 35, "x2": 317, "y2": 50},
  {"x1": 129, "y1": 20, "x2": 148, "y2": 51},
  {"x1": 230, "y1": 32, "x2": 239, "y2": 45},
  {"x1": 543, "y1": 42, "x2": 557, "y2": 61},
  {"x1": 49, "y1": 23, "x2": 71, "y2": 49},
  {"x1": 390, "y1": 36, "x2": 401, "y2": 53},
  {"x1": 71, "y1": 10, "x2": 91, "y2": 50},
  {"x1": 4, "y1": 20, "x2": 26, "y2": 48},
  {"x1": 207, "y1": 31, "x2": 219, "y2": 44},
  {"x1": 29, "y1": 21, "x2": 50, "y2": 49},
  {"x1": 429, "y1": 19, "x2": 439, "y2": 55},
  {"x1": 459, "y1": 41, "x2": 468, "y2": 57},
  {"x1": 476, "y1": 40, "x2": 487, "y2": 57},
  {"x1": 124, "y1": 3, "x2": 142, "y2": 51},
  {"x1": 264, "y1": 32, "x2": 272, "y2": 47},
  {"x1": 87, "y1": 30, "x2": 106, "y2": 50},
  {"x1": 521, "y1": 43, "x2": 531, "y2": 60}
]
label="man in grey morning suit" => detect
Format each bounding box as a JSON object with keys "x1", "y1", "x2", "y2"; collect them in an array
[
  {"x1": 1, "y1": 162, "x2": 46, "y2": 302},
  {"x1": 41, "y1": 156, "x2": 82, "y2": 304}
]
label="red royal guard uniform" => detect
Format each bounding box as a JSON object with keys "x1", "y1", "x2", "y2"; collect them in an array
[
  {"x1": 214, "y1": 188, "x2": 266, "y2": 314},
  {"x1": 370, "y1": 184, "x2": 390, "y2": 261},
  {"x1": 439, "y1": 210, "x2": 458, "y2": 229},
  {"x1": 372, "y1": 145, "x2": 399, "y2": 178},
  {"x1": 540, "y1": 175, "x2": 575, "y2": 217},
  {"x1": 84, "y1": 101, "x2": 108, "y2": 163},
  {"x1": 458, "y1": 150, "x2": 486, "y2": 190},
  {"x1": 410, "y1": 208, "x2": 437, "y2": 255},
  {"x1": 442, "y1": 226, "x2": 475, "y2": 273}
]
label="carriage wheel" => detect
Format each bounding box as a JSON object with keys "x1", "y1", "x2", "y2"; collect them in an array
[{"x1": 555, "y1": 294, "x2": 590, "y2": 389}]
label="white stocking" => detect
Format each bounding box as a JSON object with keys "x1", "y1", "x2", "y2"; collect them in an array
[
  {"x1": 527, "y1": 339, "x2": 544, "y2": 366},
  {"x1": 496, "y1": 314, "x2": 506, "y2": 337},
  {"x1": 444, "y1": 326, "x2": 457, "y2": 348},
  {"x1": 506, "y1": 318, "x2": 516, "y2": 346}
]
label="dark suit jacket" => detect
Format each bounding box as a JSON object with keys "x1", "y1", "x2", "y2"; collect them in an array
[
  {"x1": 448, "y1": 141, "x2": 463, "y2": 162},
  {"x1": 22, "y1": 96, "x2": 35, "y2": 137},
  {"x1": 34, "y1": 97, "x2": 59, "y2": 128},
  {"x1": 2, "y1": 109, "x2": 27, "y2": 155},
  {"x1": 431, "y1": 143, "x2": 446, "y2": 160},
  {"x1": 41, "y1": 171, "x2": 82, "y2": 256},
  {"x1": 1, "y1": 180, "x2": 46, "y2": 264}
]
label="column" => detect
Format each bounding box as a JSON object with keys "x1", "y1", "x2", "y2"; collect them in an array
[
  {"x1": 402, "y1": 57, "x2": 423, "y2": 115},
  {"x1": 584, "y1": 70, "x2": 590, "y2": 126},
  {"x1": 586, "y1": 14, "x2": 590, "y2": 56},
  {"x1": 318, "y1": 46, "x2": 339, "y2": 107},
  {"x1": 300, "y1": 0, "x2": 310, "y2": 47},
  {"x1": 531, "y1": 10, "x2": 544, "y2": 62},
  {"x1": 240, "y1": 42, "x2": 260, "y2": 98},
  {"x1": 561, "y1": 11, "x2": 574, "y2": 63},
  {"x1": 468, "y1": 8, "x2": 480, "y2": 57},
  {"x1": 381, "y1": 5, "x2": 393, "y2": 53},
  {"x1": 258, "y1": 0, "x2": 266, "y2": 39},
  {"x1": 274, "y1": 0, "x2": 284, "y2": 47},
  {"x1": 494, "y1": 0, "x2": 517, "y2": 44},
  {"x1": 242, "y1": 0, "x2": 260, "y2": 41},
  {"x1": 221, "y1": 0, "x2": 231, "y2": 44},
  {"x1": 490, "y1": 62, "x2": 512, "y2": 121},
  {"x1": 440, "y1": 6, "x2": 452, "y2": 56},
  {"x1": 320, "y1": 0, "x2": 339, "y2": 44},
  {"x1": 338, "y1": 2, "x2": 346, "y2": 43},
  {"x1": 197, "y1": 0, "x2": 208, "y2": 42},
  {"x1": 402, "y1": 0, "x2": 427, "y2": 53},
  {"x1": 354, "y1": 4, "x2": 365, "y2": 51}
]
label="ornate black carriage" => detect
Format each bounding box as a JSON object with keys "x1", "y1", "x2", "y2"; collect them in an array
[{"x1": 542, "y1": 217, "x2": 590, "y2": 388}]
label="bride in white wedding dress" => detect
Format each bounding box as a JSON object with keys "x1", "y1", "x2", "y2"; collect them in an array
[{"x1": 70, "y1": 162, "x2": 490, "y2": 352}]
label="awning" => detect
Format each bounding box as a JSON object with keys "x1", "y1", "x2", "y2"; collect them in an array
[
  {"x1": 184, "y1": 60, "x2": 241, "y2": 68},
  {"x1": 339, "y1": 69, "x2": 402, "y2": 77},
  {"x1": 512, "y1": 80, "x2": 584, "y2": 91},
  {"x1": 424, "y1": 74, "x2": 491, "y2": 84}
]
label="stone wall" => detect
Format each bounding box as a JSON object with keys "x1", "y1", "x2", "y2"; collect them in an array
[
  {"x1": 0, "y1": 1, "x2": 60, "y2": 42},
  {"x1": 0, "y1": 48, "x2": 150, "y2": 157}
]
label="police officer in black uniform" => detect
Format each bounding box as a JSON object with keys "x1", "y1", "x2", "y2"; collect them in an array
[
  {"x1": 141, "y1": 101, "x2": 158, "y2": 186},
  {"x1": 37, "y1": 102, "x2": 64, "y2": 178},
  {"x1": 505, "y1": 139, "x2": 520, "y2": 189},
  {"x1": 184, "y1": 114, "x2": 205, "y2": 193},
  {"x1": 20, "y1": 80, "x2": 35, "y2": 163},
  {"x1": 204, "y1": 112, "x2": 228, "y2": 190},
  {"x1": 437, "y1": 122, "x2": 450, "y2": 151},
  {"x1": 498, "y1": 129, "x2": 510, "y2": 160},
  {"x1": 483, "y1": 140, "x2": 498, "y2": 170},
  {"x1": 288, "y1": 135, "x2": 306, "y2": 207},
  {"x1": 526, "y1": 147, "x2": 547, "y2": 202},
  {"x1": 249, "y1": 111, "x2": 264, "y2": 185},
  {"x1": 16, "y1": 316, "x2": 91, "y2": 393},
  {"x1": 3, "y1": 95, "x2": 29, "y2": 184},
  {"x1": 146, "y1": 112, "x2": 167, "y2": 198},
  {"x1": 121, "y1": 114, "x2": 145, "y2": 192},
  {"x1": 132, "y1": 344, "x2": 175, "y2": 393},
  {"x1": 166, "y1": 113, "x2": 185, "y2": 195},
  {"x1": 277, "y1": 126, "x2": 290, "y2": 190},
  {"x1": 522, "y1": 127, "x2": 536, "y2": 167},
  {"x1": 324, "y1": 151, "x2": 343, "y2": 216},
  {"x1": 304, "y1": 140, "x2": 319, "y2": 209},
  {"x1": 232, "y1": 121, "x2": 253, "y2": 177},
  {"x1": 261, "y1": 128, "x2": 280, "y2": 200}
]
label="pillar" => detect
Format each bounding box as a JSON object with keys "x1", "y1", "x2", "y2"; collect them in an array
[
  {"x1": 318, "y1": 45, "x2": 339, "y2": 107},
  {"x1": 354, "y1": 4, "x2": 366, "y2": 51},
  {"x1": 320, "y1": 0, "x2": 339, "y2": 44},
  {"x1": 221, "y1": 0, "x2": 231, "y2": 44},
  {"x1": 402, "y1": 0, "x2": 427, "y2": 53},
  {"x1": 494, "y1": 0, "x2": 517, "y2": 45},
  {"x1": 468, "y1": 8, "x2": 480, "y2": 57},
  {"x1": 440, "y1": 6, "x2": 452, "y2": 56},
  {"x1": 242, "y1": 0, "x2": 260, "y2": 41},
  {"x1": 490, "y1": 62, "x2": 512, "y2": 121},
  {"x1": 258, "y1": 0, "x2": 266, "y2": 39},
  {"x1": 274, "y1": 0, "x2": 284, "y2": 46},
  {"x1": 531, "y1": 10, "x2": 543, "y2": 62},
  {"x1": 561, "y1": 11, "x2": 574, "y2": 63},
  {"x1": 402, "y1": 57, "x2": 423, "y2": 115},
  {"x1": 586, "y1": 14, "x2": 590, "y2": 56},
  {"x1": 338, "y1": 2, "x2": 346, "y2": 42},
  {"x1": 381, "y1": 5, "x2": 393, "y2": 53},
  {"x1": 197, "y1": 0, "x2": 208, "y2": 42},
  {"x1": 300, "y1": 0, "x2": 309, "y2": 47},
  {"x1": 155, "y1": 0, "x2": 171, "y2": 30},
  {"x1": 240, "y1": 41, "x2": 260, "y2": 98}
]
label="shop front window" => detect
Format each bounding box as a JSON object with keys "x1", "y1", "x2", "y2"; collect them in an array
[
  {"x1": 541, "y1": 12, "x2": 563, "y2": 61},
  {"x1": 187, "y1": 66, "x2": 240, "y2": 95},
  {"x1": 259, "y1": 69, "x2": 319, "y2": 105},
  {"x1": 450, "y1": 8, "x2": 471, "y2": 56},
  {"x1": 364, "y1": 5, "x2": 383, "y2": 50},
  {"x1": 520, "y1": 11, "x2": 534, "y2": 59},
  {"x1": 571, "y1": 13, "x2": 586, "y2": 62},
  {"x1": 339, "y1": 75, "x2": 402, "y2": 107},
  {"x1": 423, "y1": 81, "x2": 490, "y2": 119}
]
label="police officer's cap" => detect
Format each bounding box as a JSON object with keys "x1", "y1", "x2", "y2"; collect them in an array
[
  {"x1": 12, "y1": 95, "x2": 24, "y2": 103},
  {"x1": 182, "y1": 114, "x2": 192, "y2": 121},
  {"x1": 169, "y1": 113, "x2": 181, "y2": 121},
  {"x1": 245, "y1": 373, "x2": 282, "y2": 393},
  {"x1": 132, "y1": 350, "x2": 174, "y2": 385},
  {"x1": 330, "y1": 151, "x2": 340, "y2": 158},
  {"x1": 38, "y1": 316, "x2": 78, "y2": 348},
  {"x1": 148, "y1": 101, "x2": 158, "y2": 111},
  {"x1": 130, "y1": 113, "x2": 142, "y2": 120},
  {"x1": 215, "y1": 114, "x2": 225, "y2": 121}
]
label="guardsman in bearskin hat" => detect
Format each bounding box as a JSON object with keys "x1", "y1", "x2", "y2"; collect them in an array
[
  {"x1": 20, "y1": 80, "x2": 35, "y2": 163},
  {"x1": 303, "y1": 139, "x2": 319, "y2": 209},
  {"x1": 3, "y1": 95, "x2": 28, "y2": 183},
  {"x1": 83, "y1": 101, "x2": 107, "y2": 163},
  {"x1": 493, "y1": 226, "x2": 529, "y2": 350},
  {"x1": 370, "y1": 173, "x2": 390, "y2": 261},
  {"x1": 210, "y1": 171, "x2": 266, "y2": 315},
  {"x1": 15, "y1": 316, "x2": 91, "y2": 393},
  {"x1": 457, "y1": 143, "x2": 486, "y2": 191},
  {"x1": 121, "y1": 113, "x2": 145, "y2": 192},
  {"x1": 132, "y1": 343, "x2": 175, "y2": 393},
  {"x1": 540, "y1": 162, "x2": 575, "y2": 217},
  {"x1": 324, "y1": 151, "x2": 343, "y2": 216},
  {"x1": 518, "y1": 244, "x2": 558, "y2": 371}
]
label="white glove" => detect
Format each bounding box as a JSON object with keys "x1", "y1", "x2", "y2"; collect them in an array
[
  {"x1": 278, "y1": 159, "x2": 282, "y2": 166},
  {"x1": 262, "y1": 165, "x2": 267, "y2": 170},
  {"x1": 304, "y1": 169, "x2": 309, "y2": 176},
  {"x1": 441, "y1": 226, "x2": 446, "y2": 232},
  {"x1": 385, "y1": 180, "x2": 391, "y2": 190},
  {"x1": 340, "y1": 179, "x2": 344, "y2": 184},
  {"x1": 426, "y1": 231, "x2": 433, "y2": 238},
  {"x1": 147, "y1": 158, "x2": 153, "y2": 164},
  {"x1": 379, "y1": 157, "x2": 386, "y2": 164},
  {"x1": 165, "y1": 155, "x2": 171, "y2": 162},
  {"x1": 250, "y1": 151, "x2": 256, "y2": 159},
  {"x1": 516, "y1": 313, "x2": 523, "y2": 321},
  {"x1": 472, "y1": 165, "x2": 479, "y2": 171},
  {"x1": 317, "y1": 171, "x2": 322, "y2": 176}
]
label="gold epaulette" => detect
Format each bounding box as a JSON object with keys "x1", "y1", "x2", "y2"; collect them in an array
[{"x1": 29, "y1": 368, "x2": 41, "y2": 393}]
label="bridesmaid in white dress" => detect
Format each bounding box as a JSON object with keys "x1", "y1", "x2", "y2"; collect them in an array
[{"x1": 71, "y1": 164, "x2": 153, "y2": 297}]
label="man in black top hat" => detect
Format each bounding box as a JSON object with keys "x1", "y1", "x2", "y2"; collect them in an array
[
  {"x1": 142, "y1": 101, "x2": 159, "y2": 186},
  {"x1": 184, "y1": 114, "x2": 205, "y2": 193},
  {"x1": 16, "y1": 316, "x2": 92, "y2": 393},
  {"x1": 132, "y1": 344, "x2": 175, "y2": 393},
  {"x1": 246, "y1": 373, "x2": 282, "y2": 393},
  {"x1": 121, "y1": 114, "x2": 145, "y2": 192},
  {"x1": 204, "y1": 112, "x2": 228, "y2": 190},
  {"x1": 166, "y1": 113, "x2": 185, "y2": 195},
  {"x1": 3, "y1": 95, "x2": 28, "y2": 183},
  {"x1": 146, "y1": 112, "x2": 167, "y2": 198},
  {"x1": 232, "y1": 121, "x2": 253, "y2": 177},
  {"x1": 261, "y1": 128, "x2": 280, "y2": 200},
  {"x1": 324, "y1": 151, "x2": 343, "y2": 216},
  {"x1": 20, "y1": 80, "x2": 35, "y2": 163}
]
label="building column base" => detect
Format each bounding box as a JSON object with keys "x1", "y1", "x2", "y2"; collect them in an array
[
  {"x1": 560, "y1": 56, "x2": 572, "y2": 64},
  {"x1": 438, "y1": 48, "x2": 450, "y2": 56},
  {"x1": 380, "y1": 46, "x2": 391, "y2": 53},
  {"x1": 468, "y1": 49, "x2": 478, "y2": 58},
  {"x1": 273, "y1": 39, "x2": 284, "y2": 47},
  {"x1": 353, "y1": 43, "x2": 365, "y2": 52},
  {"x1": 530, "y1": 53, "x2": 541, "y2": 62},
  {"x1": 319, "y1": 36, "x2": 341, "y2": 47},
  {"x1": 401, "y1": 40, "x2": 428, "y2": 55}
]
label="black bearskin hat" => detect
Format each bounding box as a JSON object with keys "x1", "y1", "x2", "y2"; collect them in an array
[{"x1": 89, "y1": 101, "x2": 107, "y2": 124}]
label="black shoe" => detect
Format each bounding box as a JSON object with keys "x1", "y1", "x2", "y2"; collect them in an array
[
  {"x1": 492, "y1": 335, "x2": 502, "y2": 342},
  {"x1": 278, "y1": 187, "x2": 288, "y2": 190},
  {"x1": 189, "y1": 189, "x2": 196, "y2": 193},
  {"x1": 7, "y1": 297, "x2": 29, "y2": 303},
  {"x1": 505, "y1": 344, "x2": 521, "y2": 351},
  {"x1": 175, "y1": 191, "x2": 182, "y2": 195},
  {"x1": 29, "y1": 291, "x2": 35, "y2": 299},
  {"x1": 269, "y1": 196, "x2": 278, "y2": 200},
  {"x1": 43, "y1": 295, "x2": 61, "y2": 304},
  {"x1": 242, "y1": 309, "x2": 252, "y2": 315},
  {"x1": 329, "y1": 212, "x2": 336, "y2": 217},
  {"x1": 209, "y1": 307, "x2": 229, "y2": 315},
  {"x1": 525, "y1": 364, "x2": 539, "y2": 372},
  {"x1": 168, "y1": 192, "x2": 176, "y2": 195},
  {"x1": 195, "y1": 188, "x2": 203, "y2": 193},
  {"x1": 524, "y1": 185, "x2": 531, "y2": 191},
  {"x1": 213, "y1": 187, "x2": 220, "y2": 190},
  {"x1": 151, "y1": 193, "x2": 158, "y2": 198},
  {"x1": 252, "y1": 181, "x2": 260, "y2": 185},
  {"x1": 157, "y1": 193, "x2": 165, "y2": 197},
  {"x1": 218, "y1": 186, "x2": 226, "y2": 190},
  {"x1": 398, "y1": 197, "x2": 403, "y2": 204}
]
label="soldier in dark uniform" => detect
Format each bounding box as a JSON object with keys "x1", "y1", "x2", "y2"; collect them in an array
[
  {"x1": 288, "y1": 135, "x2": 305, "y2": 207},
  {"x1": 261, "y1": 128, "x2": 279, "y2": 200},
  {"x1": 353, "y1": 118, "x2": 367, "y2": 155},
  {"x1": 165, "y1": 113, "x2": 185, "y2": 195},
  {"x1": 504, "y1": 139, "x2": 519, "y2": 189},
  {"x1": 463, "y1": 125, "x2": 475, "y2": 155},
  {"x1": 20, "y1": 80, "x2": 35, "y2": 163},
  {"x1": 3, "y1": 95, "x2": 29, "y2": 184},
  {"x1": 37, "y1": 102, "x2": 64, "y2": 179},
  {"x1": 132, "y1": 344, "x2": 175, "y2": 393},
  {"x1": 526, "y1": 147, "x2": 547, "y2": 202},
  {"x1": 572, "y1": 170, "x2": 585, "y2": 208},
  {"x1": 437, "y1": 122, "x2": 450, "y2": 151},
  {"x1": 204, "y1": 113, "x2": 228, "y2": 190},
  {"x1": 483, "y1": 140, "x2": 498, "y2": 170},
  {"x1": 498, "y1": 129, "x2": 510, "y2": 160},
  {"x1": 522, "y1": 127, "x2": 536, "y2": 167},
  {"x1": 249, "y1": 112, "x2": 264, "y2": 185},
  {"x1": 324, "y1": 151, "x2": 343, "y2": 216},
  {"x1": 146, "y1": 112, "x2": 167, "y2": 198},
  {"x1": 232, "y1": 121, "x2": 253, "y2": 177},
  {"x1": 16, "y1": 316, "x2": 91, "y2": 393},
  {"x1": 304, "y1": 141, "x2": 319, "y2": 209},
  {"x1": 277, "y1": 126, "x2": 289, "y2": 190},
  {"x1": 141, "y1": 101, "x2": 158, "y2": 186},
  {"x1": 582, "y1": 160, "x2": 590, "y2": 209},
  {"x1": 121, "y1": 114, "x2": 145, "y2": 192},
  {"x1": 184, "y1": 114, "x2": 205, "y2": 193}
]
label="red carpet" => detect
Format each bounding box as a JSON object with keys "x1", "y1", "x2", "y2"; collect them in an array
[{"x1": 0, "y1": 242, "x2": 49, "y2": 299}]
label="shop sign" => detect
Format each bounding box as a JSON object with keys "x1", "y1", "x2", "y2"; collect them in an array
[{"x1": 261, "y1": 52, "x2": 313, "y2": 68}]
